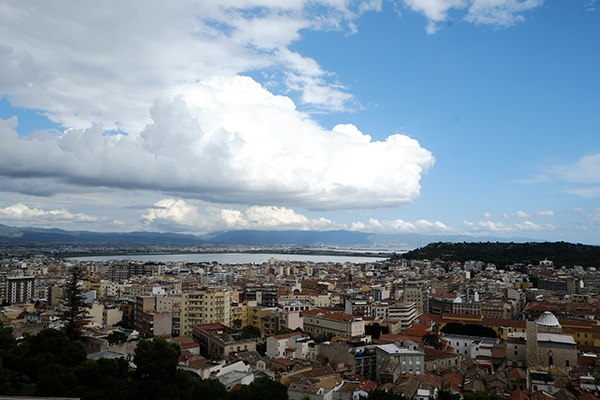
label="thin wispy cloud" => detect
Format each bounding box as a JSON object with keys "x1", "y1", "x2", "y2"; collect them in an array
[
  {"x1": 0, "y1": 203, "x2": 122, "y2": 226},
  {"x1": 503, "y1": 210, "x2": 554, "y2": 218},
  {"x1": 463, "y1": 219, "x2": 555, "y2": 233}
]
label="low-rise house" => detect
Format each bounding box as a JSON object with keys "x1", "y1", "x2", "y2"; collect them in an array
[
  {"x1": 266, "y1": 331, "x2": 315, "y2": 360},
  {"x1": 302, "y1": 309, "x2": 365, "y2": 339},
  {"x1": 192, "y1": 322, "x2": 257, "y2": 361},
  {"x1": 376, "y1": 340, "x2": 425, "y2": 382},
  {"x1": 423, "y1": 346, "x2": 462, "y2": 372}
]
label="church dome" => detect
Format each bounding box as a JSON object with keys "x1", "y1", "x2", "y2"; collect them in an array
[{"x1": 537, "y1": 311, "x2": 561, "y2": 328}]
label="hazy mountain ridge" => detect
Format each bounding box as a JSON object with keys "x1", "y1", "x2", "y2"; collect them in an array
[{"x1": 0, "y1": 223, "x2": 551, "y2": 249}]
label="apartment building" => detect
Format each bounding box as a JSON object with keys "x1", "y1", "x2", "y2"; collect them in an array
[
  {"x1": 388, "y1": 301, "x2": 417, "y2": 330},
  {"x1": 7, "y1": 274, "x2": 35, "y2": 304},
  {"x1": 192, "y1": 323, "x2": 257, "y2": 360},
  {"x1": 266, "y1": 331, "x2": 314, "y2": 360},
  {"x1": 302, "y1": 309, "x2": 365, "y2": 338},
  {"x1": 180, "y1": 288, "x2": 232, "y2": 336},
  {"x1": 376, "y1": 340, "x2": 425, "y2": 382},
  {"x1": 403, "y1": 280, "x2": 429, "y2": 316}
]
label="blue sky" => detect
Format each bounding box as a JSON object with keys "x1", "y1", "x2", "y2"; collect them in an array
[{"x1": 0, "y1": 0, "x2": 599, "y2": 245}]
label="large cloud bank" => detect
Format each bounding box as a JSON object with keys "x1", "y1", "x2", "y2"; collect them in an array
[
  {"x1": 0, "y1": 76, "x2": 434, "y2": 210},
  {"x1": 0, "y1": 1, "x2": 545, "y2": 131}
]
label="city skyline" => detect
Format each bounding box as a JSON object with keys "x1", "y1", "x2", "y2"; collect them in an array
[{"x1": 0, "y1": 1, "x2": 599, "y2": 244}]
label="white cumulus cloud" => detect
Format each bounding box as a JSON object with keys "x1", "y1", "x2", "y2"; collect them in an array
[
  {"x1": 0, "y1": 78, "x2": 435, "y2": 210},
  {"x1": 351, "y1": 217, "x2": 452, "y2": 233},
  {"x1": 141, "y1": 198, "x2": 343, "y2": 232},
  {"x1": 401, "y1": 0, "x2": 544, "y2": 33},
  {"x1": 0, "y1": 203, "x2": 121, "y2": 225}
]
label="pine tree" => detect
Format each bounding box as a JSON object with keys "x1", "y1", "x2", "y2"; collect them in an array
[{"x1": 62, "y1": 265, "x2": 89, "y2": 341}]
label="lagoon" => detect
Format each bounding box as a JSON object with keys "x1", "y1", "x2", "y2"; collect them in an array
[{"x1": 69, "y1": 252, "x2": 389, "y2": 264}]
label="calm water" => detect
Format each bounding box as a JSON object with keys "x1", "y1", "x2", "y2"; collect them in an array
[{"x1": 69, "y1": 252, "x2": 388, "y2": 264}]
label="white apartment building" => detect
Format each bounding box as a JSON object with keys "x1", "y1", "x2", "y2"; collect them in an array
[{"x1": 302, "y1": 309, "x2": 365, "y2": 338}]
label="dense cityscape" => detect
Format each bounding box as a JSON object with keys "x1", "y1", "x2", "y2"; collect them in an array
[
  {"x1": 1, "y1": 1, "x2": 598, "y2": 400},
  {"x1": 1, "y1": 245, "x2": 600, "y2": 400}
]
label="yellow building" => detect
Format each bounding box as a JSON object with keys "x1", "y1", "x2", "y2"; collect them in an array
[
  {"x1": 180, "y1": 288, "x2": 232, "y2": 336},
  {"x1": 247, "y1": 304, "x2": 276, "y2": 334},
  {"x1": 231, "y1": 303, "x2": 250, "y2": 328},
  {"x1": 83, "y1": 280, "x2": 103, "y2": 296}
]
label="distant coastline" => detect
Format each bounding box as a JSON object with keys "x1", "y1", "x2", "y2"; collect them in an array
[{"x1": 67, "y1": 251, "x2": 390, "y2": 264}]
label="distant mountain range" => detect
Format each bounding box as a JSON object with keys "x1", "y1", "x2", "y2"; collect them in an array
[{"x1": 0, "y1": 223, "x2": 546, "y2": 250}]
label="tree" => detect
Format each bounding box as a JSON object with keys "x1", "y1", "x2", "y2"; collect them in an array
[
  {"x1": 435, "y1": 389, "x2": 461, "y2": 400},
  {"x1": 16, "y1": 328, "x2": 87, "y2": 381},
  {"x1": 106, "y1": 331, "x2": 128, "y2": 345},
  {"x1": 192, "y1": 377, "x2": 228, "y2": 400},
  {"x1": 311, "y1": 332, "x2": 335, "y2": 344},
  {"x1": 462, "y1": 392, "x2": 500, "y2": 400},
  {"x1": 132, "y1": 337, "x2": 181, "y2": 400},
  {"x1": 361, "y1": 389, "x2": 406, "y2": 400},
  {"x1": 241, "y1": 325, "x2": 262, "y2": 339},
  {"x1": 233, "y1": 318, "x2": 243, "y2": 329},
  {"x1": 422, "y1": 333, "x2": 443, "y2": 350},
  {"x1": 62, "y1": 265, "x2": 90, "y2": 341},
  {"x1": 256, "y1": 341, "x2": 267, "y2": 356},
  {"x1": 365, "y1": 323, "x2": 389, "y2": 340},
  {"x1": 441, "y1": 323, "x2": 497, "y2": 338},
  {"x1": 229, "y1": 377, "x2": 288, "y2": 400}
]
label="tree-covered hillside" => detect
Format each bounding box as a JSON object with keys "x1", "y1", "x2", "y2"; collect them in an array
[{"x1": 397, "y1": 241, "x2": 600, "y2": 268}]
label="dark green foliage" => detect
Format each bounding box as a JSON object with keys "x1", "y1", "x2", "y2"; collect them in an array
[
  {"x1": 0, "y1": 328, "x2": 233, "y2": 400},
  {"x1": 35, "y1": 363, "x2": 76, "y2": 397},
  {"x1": 256, "y1": 341, "x2": 267, "y2": 356},
  {"x1": 106, "y1": 330, "x2": 128, "y2": 345},
  {"x1": 62, "y1": 265, "x2": 90, "y2": 341},
  {"x1": 365, "y1": 323, "x2": 389, "y2": 340},
  {"x1": 71, "y1": 358, "x2": 133, "y2": 400},
  {"x1": 0, "y1": 327, "x2": 18, "y2": 372},
  {"x1": 400, "y1": 241, "x2": 600, "y2": 268},
  {"x1": 422, "y1": 333, "x2": 444, "y2": 350},
  {"x1": 435, "y1": 389, "x2": 461, "y2": 400},
  {"x1": 192, "y1": 377, "x2": 229, "y2": 400},
  {"x1": 275, "y1": 327, "x2": 294, "y2": 335},
  {"x1": 133, "y1": 337, "x2": 181, "y2": 400},
  {"x1": 462, "y1": 392, "x2": 501, "y2": 400},
  {"x1": 311, "y1": 332, "x2": 335, "y2": 343},
  {"x1": 361, "y1": 389, "x2": 406, "y2": 400},
  {"x1": 441, "y1": 322, "x2": 497, "y2": 338},
  {"x1": 241, "y1": 325, "x2": 262, "y2": 339},
  {"x1": 0, "y1": 358, "x2": 11, "y2": 394},
  {"x1": 229, "y1": 377, "x2": 288, "y2": 400},
  {"x1": 17, "y1": 329, "x2": 87, "y2": 380}
]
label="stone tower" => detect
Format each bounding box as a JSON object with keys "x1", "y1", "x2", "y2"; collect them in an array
[{"x1": 526, "y1": 318, "x2": 539, "y2": 367}]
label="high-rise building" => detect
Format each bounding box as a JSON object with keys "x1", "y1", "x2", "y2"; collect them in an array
[
  {"x1": 7, "y1": 274, "x2": 35, "y2": 304},
  {"x1": 403, "y1": 280, "x2": 429, "y2": 316},
  {"x1": 180, "y1": 288, "x2": 232, "y2": 336}
]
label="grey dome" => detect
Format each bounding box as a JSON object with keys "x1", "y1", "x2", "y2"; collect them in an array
[{"x1": 537, "y1": 311, "x2": 561, "y2": 328}]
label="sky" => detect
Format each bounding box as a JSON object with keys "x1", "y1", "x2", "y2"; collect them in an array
[{"x1": 0, "y1": 0, "x2": 599, "y2": 245}]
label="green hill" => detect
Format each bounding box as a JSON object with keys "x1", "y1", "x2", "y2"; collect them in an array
[{"x1": 399, "y1": 241, "x2": 600, "y2": 268}]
